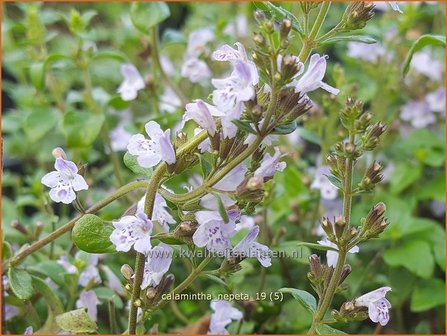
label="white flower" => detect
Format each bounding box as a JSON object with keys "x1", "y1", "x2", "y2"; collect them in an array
[
  {"x1": 137, "y1": 193, "x2": 176, "y2": 232},
  {"x1": 292, "y1": 54, "x2": 339, "y2": 96},
  {"x1": 233, "y1": 225, "x2": 272, "y2": 267},
  {"x1": 355, "y1": 287, "x2": 392, "y2": 326},
  {"x1": 223, "y1": 15, "x2": 249, "y2": 38},
  {"x1": 317, "y1": 239, "x2": 359, "y2": 267},
  {"x1": 76, "y1": 290, "x2": 101, "y2": 322},
  {"x1": 311, "y1": 166, "x2": 338, "y2": 200},
  {"x1": 254, "y1": 147, "x2": 287, "y2": 179},
  {"x1": 110, "y1": 212, "x2": 153, "y2": 255},
  {"x1": 117, "y1": 64, "x2": 145, "y2": 101},
  {"x1": 181, "y1": 58, "x2": 212, "y2": 83},
  {"x1": 127, "y1": 121, "x2": 176, "y2": 168},
  {"x1": 41, "y1": 158, "x2": 88, "y2": 204},
  {"x1": 140, "y1": 243, "x2": 173, "y2": 289},
  {"x1": 208, "y1": 300, "x2": 243, "y2": 334}
]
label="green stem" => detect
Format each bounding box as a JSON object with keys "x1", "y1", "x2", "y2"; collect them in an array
[
  {"x1": 128, "y1": 166, "x2": 166, "y2": 334},
  {"x1": 298, "y1": 1, "x2": 331, "y2": 63},
  {"x1": 151, "y1": 27, "x2": 188, "y2": 107},
  {"x1": 159, "y1": 136, "x2": 264, "y2": 204},
  {"x1": 309, "y1": 132, "x2": 355, "y2": 332},
  {"x1": 4, "y1": 180, "x2": 148, "y2": 272}
]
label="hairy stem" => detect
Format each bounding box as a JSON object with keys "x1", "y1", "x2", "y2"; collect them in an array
[
  {"x1": 128, "y1": 166, "x2": 166, "y2": 334},
  {"x1": 5, "y1": 181, "x2": 148, "y2": 273},
  {"x1": 298, "y1": 1, "x2": 331, "y2": 63},
  {"x1": 308, "y1": 132, "x2": 355, "y2": 332}
]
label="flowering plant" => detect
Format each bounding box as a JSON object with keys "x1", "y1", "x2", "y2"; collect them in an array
[{"x1": 2, "y1": 1, "x2": 445, "y2": 335}]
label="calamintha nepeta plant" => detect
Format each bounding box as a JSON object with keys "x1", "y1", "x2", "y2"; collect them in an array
[{"x1": 3, "y1": 2, "x2": 407, "y2": 334}]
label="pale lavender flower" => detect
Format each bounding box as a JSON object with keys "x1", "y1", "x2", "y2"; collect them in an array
[
  {"x1": 110, "y1": 123, "x2": 133, "y2": 152},
  {"x1": 233, "y1": 225, "x2": 272, "y2": 267},
  {"x1": 127, "y1": 121, "x2": 176, "y2": 168},
  {"x1": 181, "y1": 58, "x2": 212, "y2": 83},
  {"x1": 184, "y1": 100, "x2": 223, "y2": 136},
  {"x1": 160, "y1": 56, "x2": 175, "y2": 76},
  {"x1": 213, "y1": 163, "x2": 247, "y2": 191},
  {"x1": 140, "y1": 243, "x2": 173, "y2": 289},
  {"x1": 110, "y1": 212, "x2": 153, "y2": 254},
  {"x1": 208, "y1": 300, "x2": 243, "y2": 334},
  {"x1": 200, "y1": 193, "x2": 236, "y2": 210},
  {"x1": 78, "y1": 264, "x2": 101, "y2": 287},
  {"x1": 355, "y1": 287, "x2": 392, "y2": 326},
  {"x1": 374, "y1": 2, "x2": 403, "y2": 13},
  {"x1": 193, "y1": 210, "x2": 238, "y2": 253},
  {"x1": 24, "y1": 326, "x2": 33, "y2": 334},
  {"x1": 41, "y1": 158, "x2": 88, "y2": 204},
  {"x1": 236, "y1": 215, "x2": 255, "y2": 231},
  {"x1": 102, "y1": 266, "x2": 125, "y2": 295},
  {"x1": 400, "y1": 99, "x2": 435, "y2": 128},
  {"x1": 76, "y1": 290, "x2": 101, "y2": 321},
  {"x1": 347, "y1": 42, "x2": 388, "y2": 63},
  {"x1": 426, "y1": 87, "x2": 446, "y2": 115},
  {"x1": 186, "y1": 28, "x2": 215, "y2": 58},
  {"x1": 223, "y1": 15, "x2": 249, "y2": 38},
  {"x1": 292, "y1": 54, "x2": 339, "y2": 96},
  {"x1": 430, "y1": 200, "x2": 445, "y2": 218},
  {"x1": 317, "y1": 239, "x2": 359, "y2": 267},
  {"x1": 57, "y1": 256, "x2": 78, "y2": 274},
  {"x1": 410, "y1": 52, "x2": 443, "y2": 81},
  {"x1": 311, "y1": 166, "x2": 338, "y2": 200},
  {"x1": 117, "y1": 64, "x2": 145, "y2": 101},
  {"x1": 254, "y1": 147, "x2": 287, "y2": 179},
  {"x1": 4, "y1": 304, "x2": 19, "y2": 320},
  {"x1": 194, "y1": 127, "x2": 212, "y2": 153},
  {"x1": 137, "y1": 193, "x2": 176, "y2": 232},
  {"x1": 160, "y1": 87, "x2": 182, "y2": 114}
]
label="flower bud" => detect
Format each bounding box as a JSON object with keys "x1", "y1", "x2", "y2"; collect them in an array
[
  {"x1": 11, "y1": 220, "x2": 29, "y2": 235},
  {"x1": 334, "y1": 215, "x2": 346, "y2": 238},
  {"x1": 146, "y1": 288, "x2": 157, "y2": 300},
  {"x1": 280, "y1": 17, "x2": 292, "y2": 42},
  {"x1": 34, "y1": 221, "x2": 44, "y2": 239},
  {"x1": 309, "y1": 254, "x2": 322, "y2": 279},
  {"x1": 121, "y1": 264, "x2": 134, "y2": 282},
  {"x1": 321, "y1": 218, "x2": 336, "y2": 240},
  {"x1": 338, "y1": 264, "x2": 352, "y2": 285},
  {"x1": 174, "y1": 221, "x2": 198, "y2": 238},
  {"x1": 254, "y1": 9, "x2": 267, "y2": 24},
  {"x1": 52, "y1": 147, "x2": 67, "y2": 159},
  {"x1": 343, "y1": 2, "x2": 375, "y2": 31}
]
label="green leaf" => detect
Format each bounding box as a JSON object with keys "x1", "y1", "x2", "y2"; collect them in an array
[
  {"x1": 321, "y1": 35, "x2": 376, "y2": 45},
  {"x1": 27, "y1": 261, "x2": 67, "y2": 286},
  {"x1": 202, "y1": 274, "x2": 229, "y2": 288},
  {"x1": 8, "y1": 268, "x2": 34, "y2": 300},
  {"x1": 325, "y1": 174, "x2": 342, "y2": 190},
  {"x1": 91, "y1": 51, "x2": 129, "y2": 63},
  {"x1": 383, "y1": 240, "x2": 434, "y2": 278},
  {"x1": 403, "y1": 34, "x2": 446, "y2": 76},
  {"x1": 279, "y1": 288, "x2": 317, "y2": 313},
  {"x1": 271, "y1": 121, "x2": 298, "y2": 135},
  {"x1": 212, "y1": 193, "x2": 229, "y2": 223},
  {"x1": 253, "y1": 2, "x2": 303, "y2": 36},
  {"x1": 29, "y1": 62, "x2": 45, "y2": 89},
  {"x1": 62, "y1": 111, "x2": 105, "y2": 147},
  {"x1": 23, "y1": 108, "x2": 58, "y2": 142},
  {"x1": 295, "y1": 242, "x2": 339, "y2": 252},
  {"x1": 158, "y1": 235, "x2": 185, "y2": 245},
  {"x1": 199, "y1": 153, "x2": 213, "y2": 178},
  {"x1": 316, "y1": 324, "x2": 347, "y2": 334},
  {"x1": 411, "y1": 278, "x2": 445, "y2": 312},
  {"x1": 123, "y1": 152, "x2": 153, "y2": 177},
  {"x1": 2, "y1": 241, "x2": 12, "y2": 260},
  {"x1": 32, "y1": 276, "x2": 64, "y2": 334},
  {"x1": 56, "y1": 308, "x2": 97, "y2": 333},
  {"x1": 130, "y1": 2, "x2": 170, "y2": 33},
  {"x1": 389, "y1": 162, "x2": 422, "y2": 194},
  {"x1": 296, "y1": 127, "x2": 321, "y2": 145},
  {"x1": 232, "y1": 119, "x2": 257, "y2": 134},
  {"x1": 72, "y1": 214, "x2": 116, "y2": 254},
  {"x1": 93, "y1": 286, "x2": 123, "y2": 309}
]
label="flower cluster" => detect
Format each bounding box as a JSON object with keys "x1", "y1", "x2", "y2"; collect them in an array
[{"x1": 208, "y1": 300, "x2": 243, "y2": 334}]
